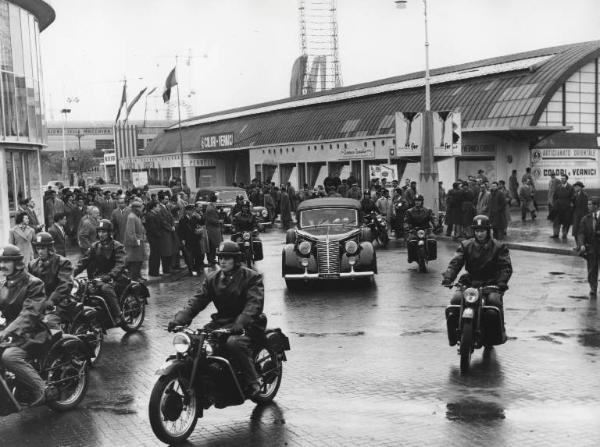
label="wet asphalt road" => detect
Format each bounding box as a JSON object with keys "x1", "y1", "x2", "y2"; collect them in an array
[{"x1": 1, "y1": 232, "x2": 600, "y2": 446}]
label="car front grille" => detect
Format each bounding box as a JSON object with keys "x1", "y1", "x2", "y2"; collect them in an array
[{"x1": 317, "y1": 240, "x2": 340, "y2": 277}]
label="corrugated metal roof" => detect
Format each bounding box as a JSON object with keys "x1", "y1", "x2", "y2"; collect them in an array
[{"x1": 146, "y1": 40, "x2": 600, "y2": 156}]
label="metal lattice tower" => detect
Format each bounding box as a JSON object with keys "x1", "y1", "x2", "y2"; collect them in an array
[{"x1": 297, "y1": 0, "x2": 342, "y2": 95}]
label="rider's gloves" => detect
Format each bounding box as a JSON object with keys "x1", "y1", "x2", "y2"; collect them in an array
[
  {"x1": 231, "y1": 321, "x2": 245, "y2": 334},
  {"x1": 167, "y1": 321, "x2": 179, "y2": 332}
]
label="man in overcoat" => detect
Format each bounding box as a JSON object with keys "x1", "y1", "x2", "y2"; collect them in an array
[
  {"x1": 571, "y1": 181, "x2": 588, "y2": 248},
  {"x1": 124, "y1": 200, "x2": 146, "y2": 281},
  {"x1": 551, "y1": 174, "x2": 574, "y2": 239},
  {"x1": 177, "y1": 204, "x2": 205, "y2": 276},
  {"x1": 144, "y1": 201, "x2": 171, "y2": 277},
  {"x1": 110, "y1": 196, "x2": 130, "y2": 244},
  {"x1": 488, "y1": 181, "x2": 507, "y2": 240},
  {"x1": 204, "y1": 193, "x2": 223, "y2": 265},
  {"x1": 577, "y1": 196, "x2": 600, "y2": 299}
]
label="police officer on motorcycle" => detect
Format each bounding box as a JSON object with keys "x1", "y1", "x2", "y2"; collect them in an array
[
  {"x1": 0, "y1": 244, "x2": 50, "y2": 406},
  {"x1": 404, "y1": 194, "x2": 435, "y2": 236},
  {"x1": 361, "y1": 189, "x2": 377, "y2": 215},
  {"x1": 232, "y1": 200, "x2": 258, "y2": 233},
  {"x1": 27, "y1": 232, "x2": 74, "y2": 329},
  {"x1": 231, "y1": 194, "x2": 245, "y2": 216},
  {"x1": 168, "y1": 241, "x2": 265, "y2": 398},
  {"x1": 441, "y1": 215, "x2": 513, "y2": 341},
  {"x1": 74, "y1": 219, "x2": 126, "y2": 325}
]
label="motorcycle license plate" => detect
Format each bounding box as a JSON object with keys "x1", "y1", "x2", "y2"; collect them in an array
[
  {"x1": 418, "y1": 241, "x2": 424, "y2": 246},
  {"x1": 462, "y1": 308, "x2": 474, "y2": 319}
]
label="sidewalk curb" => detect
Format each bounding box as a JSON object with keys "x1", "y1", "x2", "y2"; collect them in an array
[{"x1": 437, "y1": 235, "x2": 577, "y2": 256}]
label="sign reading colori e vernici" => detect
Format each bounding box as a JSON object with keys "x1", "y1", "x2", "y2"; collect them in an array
[
  {"x1": 531, "y1": 148, "x2": 599, "y2": 181},
  {"x1": 200, "y1": 132, "x2": 234, "y2": 149}
]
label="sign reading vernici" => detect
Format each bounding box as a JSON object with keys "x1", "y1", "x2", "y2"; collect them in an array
[{"x1": 200, "y1": 132, "x2": 234, "y2": 149}]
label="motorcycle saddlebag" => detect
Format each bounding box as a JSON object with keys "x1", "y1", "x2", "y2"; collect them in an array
[
  {"x1": 445, "y1": 305, "x2": 460, "y2": 346},
  {"x1": 407, "y1": 239, "x2": 418, "y2": 263},
  {"x1": 253, "y1": 240, "x2": 263, "y2": 261},
  {"x1": 426, "y1": 238, "x2": 437, "y2": 260},
  {"x1": 482, "y1": 306, "x2": 505, "y2": 346},
  {"x1": 265, "y1": 328, "x2": 290, "y2": 353}
]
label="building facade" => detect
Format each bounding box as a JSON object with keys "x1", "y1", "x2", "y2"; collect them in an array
[
  {"x1": 141, "y1": 41, "x2": 600, "y2": 201},
  {"x1": 0, "y1": 0, "x2": 54, "y2": 245}
]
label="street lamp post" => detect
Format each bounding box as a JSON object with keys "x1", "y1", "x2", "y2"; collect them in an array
[
  {"x1": 395, "y1": 0, "x2": 438, "y2": 211},
  {"x1": 60, "y1": 108, "x2": 71, "y2": 184}
]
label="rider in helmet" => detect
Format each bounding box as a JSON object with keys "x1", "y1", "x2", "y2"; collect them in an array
[
  {"x1": 442, "y1": 215, "x2": 513, "y2": 342},
  {"x1": 361, "y1": 189, "x2": 377, "y2": 215},
  {"x1": 232, "y1": 200, "x2": 258, "y2": 233},
  {"x1": 404, "y1": 194, "x2": 435, "y2": 235},
  {"x1": 28, "y1": 232, "x2": 74, "y2": 329},
  {"x1": 0, "y1": 244, "x2": 50, "y2": 406},
  {"x1": 231, "y1": 194, "x2": 246, "y2": 216},
  {"x1": 74, "y1": 219, "x2": 126, "y2": 325},
  {"x1": 168, "y1": 240, "x2": 265, "y2": 398}
]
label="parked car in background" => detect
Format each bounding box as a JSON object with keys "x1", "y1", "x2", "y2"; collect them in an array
[
  {"x1": 45, "y1": 180, "x2": 64, "y2": 191},
  {"x1": 195, "y1": 186, "x2": 271, "y2": 232},
  {"x1": 282, "y1": 198, "x2": 377, "y2": 289}
]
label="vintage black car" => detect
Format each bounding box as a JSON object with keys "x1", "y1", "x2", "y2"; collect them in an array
[
  {"x1": 282, "y1": 198, "x2": 377, "y2": 289},
  {"x1": 194, "y1": 186, "x2": 271, "y2": 232}
]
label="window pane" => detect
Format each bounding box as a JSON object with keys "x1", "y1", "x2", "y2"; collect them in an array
[
  {"x1": 26, "y1": 75, "x2": 35, "y2": 138},
  {"x1": 580, "y1": 122, "x2": 594, "y2": 133},
  {"x1": 15, "y1": 74, "x2": 27, "y2": 136},
  {"x1": 5, "y1": 148, "x2": 15, "y2": 210},
  {"x1": 29, "y1": 15, "x2": 37, "y2": 81},
  {"x1": 2, "y1": 71, "x2": 16, "y2": 136},
  {"x1": 0, "y1": 1, "x2": 11, "y2": 71},
  {"x1": 8, "y1": 3, "x2": 23, "y2": 76},
  {"x1": 20, "y1": 9, "x2": 32, "y2": 79}
]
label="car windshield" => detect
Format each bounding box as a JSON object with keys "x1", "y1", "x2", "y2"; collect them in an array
[{"x1": 300, "y1": 208, "x2": 357, "y2": 227}]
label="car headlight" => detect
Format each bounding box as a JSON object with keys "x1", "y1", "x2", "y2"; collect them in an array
[
  {"x1": 222, "y1": 207, "x2": 231, "y2": 213},
  {"x1": 298, "y1": 241, "x2": 312, "y2": 256},
  {"x1": 261, "y1": 209, "x2": 268, "y2": 217},
  {"x1": 417, "y1": 229, "x2": 425, "y2": 238},
  {"x1": 243, "y1": 232, "x2": 251, "y2": 241},
  {"x1": 202, "y1": 340, "x2": 213, "y2": 356},
  {"x1": 345, "y1": 240, "x2": 358, "y2": 255},
  {"x1": 173, "y1": 333, "x2": 191, "y2": 353},
  {"x1": 464, "y1": 288, "x2": 479, "y2": 304}
]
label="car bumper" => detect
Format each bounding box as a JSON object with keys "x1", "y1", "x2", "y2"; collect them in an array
[{"x1": 284, "y1": 268, "x2": 375, "y2": 280}]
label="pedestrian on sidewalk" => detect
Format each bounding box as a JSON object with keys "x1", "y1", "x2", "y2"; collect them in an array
[
  {"x1": 518, "y1": 179, "x2": 537, "y2": 222},
  {"x1": 551, "y1": 174, "x2": 574, "y2": 239},
  {"x1": 509, "y1": 170, "x2": 520, "y2": 206},
  {"x1": 571, "y1": 181, "x2": 588, "y2": 249},
  {"x1": 547, "y1": 173, "x2": 561, "y2": 216},
  {"x1": 489, "y1": 181, "x2": 507, "y2": 240},
  {"x1": 576, "y1": 196, "x2": 600, "y2": 299},
  {"x1": 124, "y1": 200, "x2": 147, "y2": 282}
]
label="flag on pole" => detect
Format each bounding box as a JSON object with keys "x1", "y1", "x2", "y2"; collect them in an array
[
  {"x1": 126, "y1": 87, "x2": 147, "y2": 119},
  {"x1": 162, "y1": 67, "x2": 177, "y2": 103},
  {"x1": 115, "y1": 82, "x2": 127, "y2": 122},
  {"x1": 394, "y1": 0, "x2": 407, "y2": 8}
]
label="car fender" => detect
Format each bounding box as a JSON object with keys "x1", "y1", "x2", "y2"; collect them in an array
[
  {"x1": 358, "y1": 241, "x2": 375, "y2": 266},
  {"x1": 282, "y1": 245, "x2": 316, "y2": 274}
]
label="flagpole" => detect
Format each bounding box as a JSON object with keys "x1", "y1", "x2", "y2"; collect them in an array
[
  {"x1": 175, "y1": 56, "x2": 185, "y2": 186},
  {"x1": 115, "y1": 77, "x2": 126, "y2": 186}
]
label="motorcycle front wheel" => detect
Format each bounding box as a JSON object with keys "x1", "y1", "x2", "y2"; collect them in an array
[
  {"x1": 45, "y1": 349, "x2": 89, "y2": 411},
  {"x1": 251, "y1": 348, "x2": 282, "y2": 405},
  {"x1": 417, "y1": 247, "x2": 428, "y2": 273},
  {"x1": 149, "y1": 372, "x2": 199, "y2": 445},
  {"x1": 120, "y1": 294, "x2": 145, "y2": 333},
  {"x1": 71, "y1": 318, "x2": 104, "y2": 364},
  {"x1": 245, "y1": 248, "x2": 253, "y2": 268},
  {"x1": 459, "y1": 320, "x2": 474, "y2": 374}
]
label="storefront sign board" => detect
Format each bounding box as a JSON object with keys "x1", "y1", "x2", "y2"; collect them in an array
[
  {"x1": 340, "y1": 146, "x2": 374, "y2": 159},
  {"x1": 200, "y1": 132, "x2": 234, "y2": 149},
  {"x1": 531, "y1": 147, "x2": 600, "y2": 188}
]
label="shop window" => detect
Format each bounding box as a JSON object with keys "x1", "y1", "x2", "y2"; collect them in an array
[
  {"x1": 363, "y1": 142, "x2": 367, "y2": 147},
  {"x1": 372, "y1": 141, "x2": 376, "y2": 147},
  {"x1": 5, "y1": 150, "x2": 30, "y2": 212},
  {"x1": 336, "y1": 144, "x2": 339, "y2": 149},
  {"x1": 344, "y1": 143, "x2": 347, "y2": 149},
  {"x1": 381, "y1": 140, "x2": 385, "y2": 145},
  {"x1": 329, "y1": 144, "x2": 332, "y2": 149}
]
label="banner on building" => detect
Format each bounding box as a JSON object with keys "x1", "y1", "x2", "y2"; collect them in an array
[
  {"x1": 394, "y1": 111, "x2": 461, "y2": 158},
  {"x1": 132, "y1": 171, "x2": 148, "y2": 187},
  {"x1": 531, "y1": 147, "x2": 600, "y2": 189}
]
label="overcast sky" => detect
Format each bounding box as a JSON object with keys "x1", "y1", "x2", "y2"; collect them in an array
[{"x1": 40, "y1": 0, "x2": 600, "y2": 123}]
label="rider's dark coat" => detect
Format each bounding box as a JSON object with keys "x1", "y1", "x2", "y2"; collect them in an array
[
  {"x1": 74, "y1": 239, "x2": 126, "y2": 279},
  {"x1": 0, "y1": 269, "x2": 48, "y2": 349},
  {"x1": 28, "y1": 254, "x2": 73, "y2": 305}
]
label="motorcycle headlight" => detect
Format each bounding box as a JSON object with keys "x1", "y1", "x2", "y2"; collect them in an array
[
  {"x1": 222, "y1": 207, "x2": 231, "y2": 214},
  {"x1": 202, "y1": 340, "x2": 214, "y2": 356},
  {"x1": 243, "y1": 232, "x2": 251, "y2": 241},
  {"x1": 173, "y1": 333, "x2": 191, "y2": 353},
  {"x1": 261, "y1": 209, "x2": 268, "y2": 217},
  {"x1": 417, "y1": 230, "x2": 425, "y2": 238},
  {"x1": 345, "y1": 240, "x2": 358, "y2": 255},
  {"x1": 298, "y1": 240, "x2": 312, "y2": 256},
  {"x1": 464, "y1": 288, "x2": 479, "y2": 304}
]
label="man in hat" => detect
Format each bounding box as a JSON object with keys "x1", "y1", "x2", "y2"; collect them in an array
[
  {"x1": 124, "y1": 200, "x2": 147, "y2": 282},
  {"x1": 177, "y1": 203, "x2": 205, "y2": 276},
  {"x1": 0, "y1": 244, "x2": 50, "y2": 406},
  {"x1": 77, "y1": 206, "x2": 100, "y2": 253},
  {"x1": 551, "y1": 174, "x2": 574, "y2": 239},
  {"x1": 577, "y1": 196, "x2": 600, "y2": 299},
  {"x1": 571, "y1": 181, "x2": 588, "y2": 248},
  {"x1": 110, "y1": 195, "x2": 130, "y2": 244}
]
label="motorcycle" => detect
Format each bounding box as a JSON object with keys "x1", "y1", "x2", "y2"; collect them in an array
[
  {"x1": 67, "y1": 275, "x2": 149, "y2": 361},
  {"x1": 445, "y1": 283, "x2": 505, "y2": 374},
  {"x1": 365, "y1": 212, "x2": 389, "y2": 248},
  {"x1": 406, "y1": 227, "x2": 437, "y2": 273},
  {"x1": 0, "y1": 316, "x2": 91, "y2": 415},
  {"x1": 149, "y1": 321, "x2": 290, "y2": 445},
  {"x1": 231, "y1": 230, "x2": 263, "y2": 268}
]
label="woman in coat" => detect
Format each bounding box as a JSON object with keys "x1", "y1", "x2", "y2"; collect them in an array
[
  {"x1": 124, "y1": 201, "x2": 147, "y2": 281},
  {"x1": 9, "y1": 212, "x2": 35, "y2": 265},
  {"x1": 445, "y1": 182, "x2": 462, "y2": 238}
]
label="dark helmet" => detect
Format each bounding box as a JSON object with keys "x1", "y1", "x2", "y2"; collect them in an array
[
  {"x1": 414, "y1": 194, "x2": 424, "y2": 203},
  {"x1": 472, "y1": 215, "x2": 491, "y2": 230},
  {"x1": 32, "y1": 231, "x2": 55, "y2": 247},
  {"x1": 97, "y1": 219, "x2": 113, "y2": 232},
  {"x1": 241, "y1": 199, "x2": 251, "y2": 210},
  {"x1": 363, "y1": 189, "x2": 370, "y2": 196},
  {"x1": 0, "y1": 244, "x2": 24, "y2": 261},
  {"x1": 236, "y1": 194, "x2": 245, "y2": 202},
  {"x1": 216, "y1": 241, "x2": 242, "y2": 259}
]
